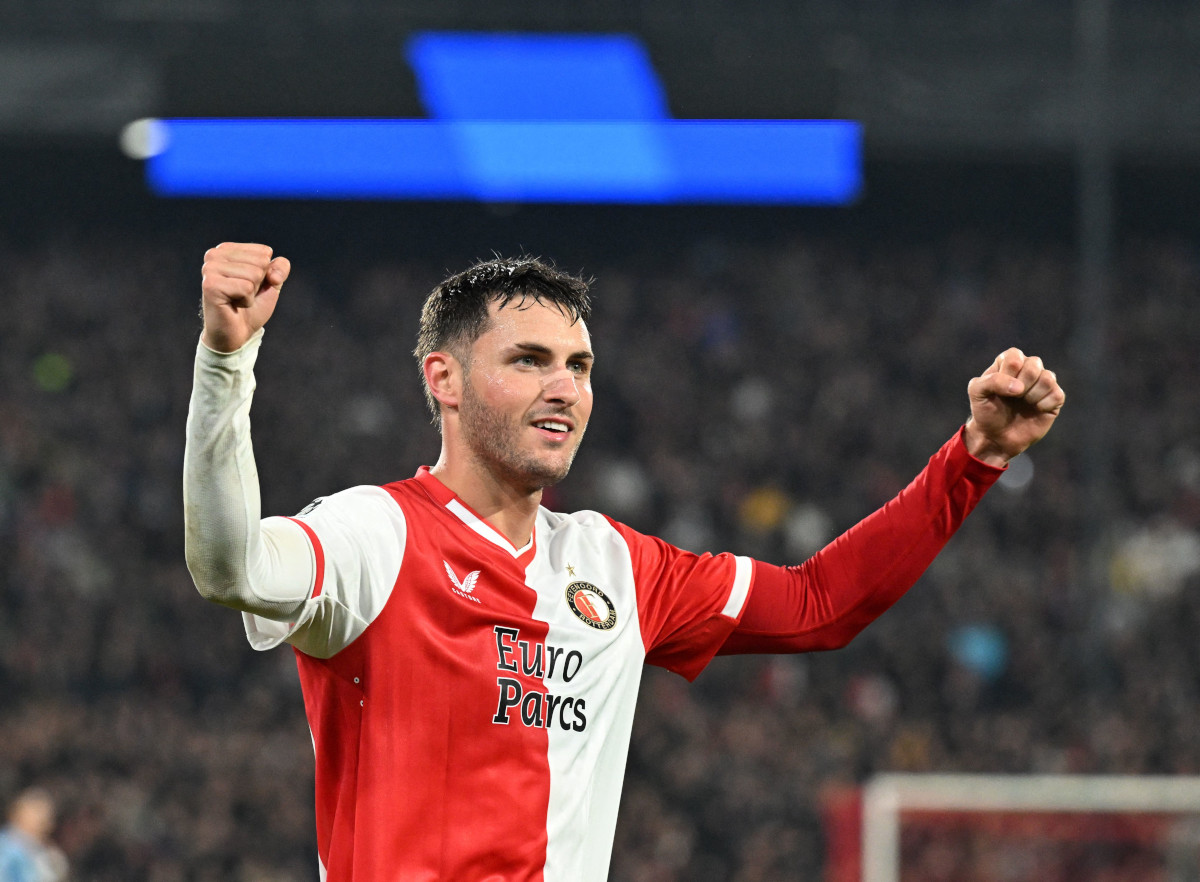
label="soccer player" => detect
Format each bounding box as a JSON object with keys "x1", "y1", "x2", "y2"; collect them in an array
[{"x1": 184, "y1": 242, "x2": 1064, "y2": 881}]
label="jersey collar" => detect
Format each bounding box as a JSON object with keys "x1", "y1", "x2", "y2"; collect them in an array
[{"x1": 413, "y1": 466, "x2": 536, "y2": 560}]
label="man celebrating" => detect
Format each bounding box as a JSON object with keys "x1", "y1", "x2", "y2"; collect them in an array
[{"x1": 184, "y1": 242, "x2": 1063, "y2": 880}]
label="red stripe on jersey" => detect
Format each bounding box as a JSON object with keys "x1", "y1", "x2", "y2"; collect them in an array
[
  {"x1": 295, "y1": 477, "x2": 552, "y2": 880},
  {"x1": 286, "y1": 516, "x2": 326, "y2": 599}
]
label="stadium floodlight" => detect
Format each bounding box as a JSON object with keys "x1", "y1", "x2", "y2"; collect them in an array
[
  {"x1": 137, "y1": 32, "x2": 862, "y2": 205},
  {"x1": 861, "y1": 773, "x2": 1200, "y2": 882}
]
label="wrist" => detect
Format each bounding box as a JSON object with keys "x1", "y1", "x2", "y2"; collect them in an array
[
  {"x1": 201, "y1": 326, "x2": 249, "y2": 354},
  {"x1": 199, "y1": 326, "x2": 263, "y2": 358},
  {"x1": 962, "y1": 420, "x2": 1011, "y2": 468}
]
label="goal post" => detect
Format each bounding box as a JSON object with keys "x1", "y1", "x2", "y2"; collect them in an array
[{"x1": 861, "y1": 773, "x2": 1200, "y2": 882}]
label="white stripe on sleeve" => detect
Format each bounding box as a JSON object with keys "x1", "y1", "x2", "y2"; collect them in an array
[{"x1": 721, "y1": 555, "x2": 754, "y2": 618}]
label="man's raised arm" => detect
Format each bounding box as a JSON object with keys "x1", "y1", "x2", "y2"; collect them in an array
[
  {"x1": 183, "y1": 242, "x2": 314, "y2": 618},
  {"x1": 723, "y1": 347, "x2": 1066, "y2": 654}
]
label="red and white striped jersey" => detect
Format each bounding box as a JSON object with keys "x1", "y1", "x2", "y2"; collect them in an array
[{"x1": 244, "y1": 466, "x2": 754, "y2": 882}]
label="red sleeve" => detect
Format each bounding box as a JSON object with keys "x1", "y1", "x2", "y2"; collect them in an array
[
  {"x1": 720, "y1": 428, "x2": 1005, "y2": 655},
  {"x1": 608, "y1": 519, "x2": 753, "y2": 682}
]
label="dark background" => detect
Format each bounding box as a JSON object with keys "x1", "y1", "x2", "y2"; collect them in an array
[{"x1": 2, "y1": 1, "x2": 1200, "y2": 880}]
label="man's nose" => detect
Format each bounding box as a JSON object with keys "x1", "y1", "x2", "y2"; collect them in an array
[{"x1": 542, "y1": 369, "x2": 580, "y2": 404}]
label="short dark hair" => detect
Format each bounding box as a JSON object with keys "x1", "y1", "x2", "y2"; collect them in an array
[{"x1": 414, "y1": 255, "x2": 593, "y2": 424}]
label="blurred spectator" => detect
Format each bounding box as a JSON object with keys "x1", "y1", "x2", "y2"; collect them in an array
[{"x1": 0, "y1": 788, "x2": 68, "y2": 882}]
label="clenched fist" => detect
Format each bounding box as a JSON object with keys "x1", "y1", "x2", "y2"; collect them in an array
[
  {"x1": 200, "y1": 242, "x2": 291, "y2": 353},
  {"x1": 963, "y1": 347, "x2": 1065, "y2": 466}
]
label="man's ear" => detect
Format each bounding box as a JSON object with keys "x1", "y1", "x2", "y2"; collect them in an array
[{"x1": 424, "y1": 351, "x2": 462, "y2": 412}]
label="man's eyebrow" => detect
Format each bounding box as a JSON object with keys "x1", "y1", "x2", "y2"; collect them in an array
[{"x1": 509, "y1": 342, "x2": 595, "y2": 361}]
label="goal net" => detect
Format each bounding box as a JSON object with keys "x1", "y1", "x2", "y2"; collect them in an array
[{"x1": 855, "y1": 774, "x2": 1200, "y2": 882}]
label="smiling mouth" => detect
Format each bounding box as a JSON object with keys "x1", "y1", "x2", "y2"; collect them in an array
[{"x1": 531, "y1": 417, "x2": 576, "y2": 442}]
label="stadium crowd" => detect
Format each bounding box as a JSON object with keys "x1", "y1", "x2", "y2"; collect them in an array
[{"x1": 1, "y1": 222, "x2": 1198, "y2": 880}]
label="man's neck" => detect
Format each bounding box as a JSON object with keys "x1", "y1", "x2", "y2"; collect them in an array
[{"x1": 429, "y1": 455, "x2": 542, "y2": 549}]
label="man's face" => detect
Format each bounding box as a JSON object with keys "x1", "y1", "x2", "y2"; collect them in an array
[{"x1": 457, "y1": 298, "x2": 594, "y2": 494}]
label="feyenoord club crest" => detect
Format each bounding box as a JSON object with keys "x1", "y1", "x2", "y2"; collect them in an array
[{"x1": 565, "y1": 581, "x2": 617, "y2": 631}]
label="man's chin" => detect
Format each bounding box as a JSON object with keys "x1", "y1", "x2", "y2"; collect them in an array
[
  {"x1": 527, "y1": 464, "x2": 572, "y2": 491},
  {"x1": 519, "y1": 453, "x2": 578, "y2": 492}
]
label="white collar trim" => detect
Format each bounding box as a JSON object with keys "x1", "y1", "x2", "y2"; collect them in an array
[{"x1": 445, "y1": 498, "x2": 534, "y2": 558}]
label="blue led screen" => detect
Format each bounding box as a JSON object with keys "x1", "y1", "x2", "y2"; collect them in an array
[
  {"x1": 405, "y1": 32, "x2": 670, "y2": 121},
  {"x1": 144, "y1": 33, "x2": 862, "y2": 204}
]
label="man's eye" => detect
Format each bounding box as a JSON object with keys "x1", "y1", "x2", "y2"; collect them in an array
[{"x1": 516, "y1": 355, "x2": 537, "y2": 366}]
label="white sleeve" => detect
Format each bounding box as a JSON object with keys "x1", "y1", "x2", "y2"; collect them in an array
[
  {"x1": 183, "y1": 330, "x2": 315, "y2": 620},
  {"x1": 242, "y1": 485, "x2": 407, "y2": 658}
]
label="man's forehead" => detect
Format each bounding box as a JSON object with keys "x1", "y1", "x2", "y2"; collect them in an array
[{"x1": 484, "y1": 297, "x2": 591, "y2": 342}]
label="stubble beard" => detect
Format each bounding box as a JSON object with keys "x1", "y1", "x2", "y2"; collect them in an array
[{"x1": 459, "y1": 380, "x2": 584, "y2": 494}]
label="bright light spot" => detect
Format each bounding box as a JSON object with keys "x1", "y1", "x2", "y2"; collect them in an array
[
  {"x1": 998, "y1": 454, "x2": 1034, "y2": 492},
  {"x1": 119, "y1": 118, "x2": 169, "y2": 159}
]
